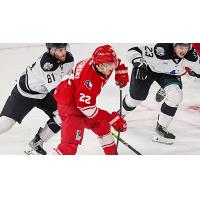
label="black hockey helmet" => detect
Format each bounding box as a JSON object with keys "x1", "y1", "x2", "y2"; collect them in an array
[
  {"x1": 173, "y1": 43, "x2": 192, "y2": 50},
  {"x1": 46, "y1": 43, "x2": 69, "y2": 51}
]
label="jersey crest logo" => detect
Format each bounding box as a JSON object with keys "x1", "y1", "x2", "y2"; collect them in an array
[
  {"x1": 155, "y1": 47, "x2": 165, "y2": 56},
  {"x1": 170, "y1": 69, "x2": 179, "y2": 75},
  {"x1": 43, "y1": 62, "x2": 53, "y2": 71},
  {"x1": 84, "y1": 80, "x2": 93, "y2": 90}
]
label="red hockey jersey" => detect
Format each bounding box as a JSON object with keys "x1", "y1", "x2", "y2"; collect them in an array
[{"x1": 54, "y1": 58, "x2": 113, "y2": 122}]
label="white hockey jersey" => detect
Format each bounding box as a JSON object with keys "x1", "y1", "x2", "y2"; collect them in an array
[
  {"x1": 17, "y1": 51, "x2": 74, "y2": 99},
  {"x1": 127, "y1": 43, "x2": 200, "y2": 76}
]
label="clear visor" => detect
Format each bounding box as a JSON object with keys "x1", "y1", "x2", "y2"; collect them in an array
[{"x1": 102, "y1": 62, "x2": 118, "y2": 70}]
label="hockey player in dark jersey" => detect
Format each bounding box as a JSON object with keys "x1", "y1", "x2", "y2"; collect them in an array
[
  {"x1": 122, "y1": 43, "x2": 200, "y2": 144},
  {"x1": 0, "y1": 43, "x2": 74, "y2": 154}
]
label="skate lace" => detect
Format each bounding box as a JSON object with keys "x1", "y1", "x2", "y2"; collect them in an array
[
  {"x1": 162, "y1": 126, "x2": 170, "y2": 134},
  {"x1": 31, "y1": 140, "x2": 43, "y2": 149}
]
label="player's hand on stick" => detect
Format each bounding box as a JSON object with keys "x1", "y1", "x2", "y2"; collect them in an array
[
  {"x1": 133, "y1": 58, "x2": 148, "y2": 80},
  {"x1": 109, "y1": 112, "x2": 127, "y2": 132},
  {"x1": 115, "y1": 60, "x2": 129, "y2": 88}
]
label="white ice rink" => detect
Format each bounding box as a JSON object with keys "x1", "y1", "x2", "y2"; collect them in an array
[{"x1": 0, "y1": 43, "x2": 200, "y2": 155}]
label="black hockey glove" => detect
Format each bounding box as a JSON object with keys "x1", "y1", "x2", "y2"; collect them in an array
[
  {"x1": 132, "y1": 58, "x2": 148, "y2": 80},
  {"x1": 188, "y1": 70, "x2": 200, "y2": 78}
]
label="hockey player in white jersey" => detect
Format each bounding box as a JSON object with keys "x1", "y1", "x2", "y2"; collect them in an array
[
  {"x1": 0, "y1": 43, "x2": 74, "y2": 154},
  {"x1": 122, "y1": 43, "x2": 200, "y2": 144},
  {"x1": 155, "y1": 43, "x2": 200, "y2": 103}
]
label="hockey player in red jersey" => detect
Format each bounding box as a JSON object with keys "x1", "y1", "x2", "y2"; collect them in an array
[{"x1": 52, "y1": 45, "x2": 129, "y2": 155}]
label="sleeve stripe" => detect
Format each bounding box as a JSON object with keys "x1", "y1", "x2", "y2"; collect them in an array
[
  {"x1": 115, "y1": 69, "x2": 128, "y2": 75},
  {"x1": 80, "y1": 106, "x2": 98, "y2": 118},
  {"x1": 78, "y1": 105, "x2": 96, "y2": 111},
  {"x1": 109, "y1": 116, "x2": 120, "y2": 125},
  {"x1": 88, "y1": 107, "x2": 99, "y2": 118}
]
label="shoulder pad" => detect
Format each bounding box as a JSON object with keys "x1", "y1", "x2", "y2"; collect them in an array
[
  {"x1": 154, "y1": 43, "x2": 173, "y2": 60},
  {"x1": 40, "y1": 52, "x2": 60, "y2": 71},
  {"x1": 128, "y1": 47, "x2": 143, "y2": 55},
  {"x1": 185, "y1": 48, "x2": 198, "y2": 62},
  {"x1": 65, "y1": 51, "x2": 74, "y2": 63}
]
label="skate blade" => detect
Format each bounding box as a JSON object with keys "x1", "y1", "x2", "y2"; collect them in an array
[
  {"x1": 152, "y1": 135, "x2": 174, "y2": 145},
  {"x1": 24, "y1": 145, "x2": 40, "y2": 155},
  {"x1": 24, "y1": 149, "x2": 38, "y2": 155}
]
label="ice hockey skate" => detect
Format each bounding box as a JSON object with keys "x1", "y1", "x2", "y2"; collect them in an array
[
  {"x1": 155, "y1": 88, "x2": 166, "y2": 103},
  {"x1": 152, "y1": 123, "x2": 176, "y2": 145},
  {"x1": 24, "y1": 128, "x2": 47, "y2": 155}
]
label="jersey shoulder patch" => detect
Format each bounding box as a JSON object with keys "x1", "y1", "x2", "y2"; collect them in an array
[
  {"x1": 154, "y1": 43, "x2": 173, "y2": 60},
  {"x1": 185, "y1": 48, "x2": 198, "y2": 62},
  {"x1": 40, "y1": 52, "x2": 59, "y2": 72}
]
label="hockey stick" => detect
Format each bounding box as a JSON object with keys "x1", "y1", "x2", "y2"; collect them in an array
[
  {"x1": 112, "y1": 131, "x2": 142, "y2": 155},
  {"x1": 116, "y1": 86, "x2": 123, "y2": 150}
]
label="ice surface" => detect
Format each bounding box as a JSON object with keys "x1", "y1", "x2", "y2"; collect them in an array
[{"x1": 0, "y1": 43, "x2": 200, "y2": 155}]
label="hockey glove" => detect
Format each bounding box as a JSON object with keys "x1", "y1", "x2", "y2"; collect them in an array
[
  {"x1": 109, "y1": 112, "x2": 127, "y2": 132},
  {"x1": 188, "y1": 70, "x2": 200, "y2": 78},
  {"x1": 133, "y1": 58, "x2": 148, "y2": 80},
  {"x1": 115, "y1": 62, "x2": 129, "y2": 88}
]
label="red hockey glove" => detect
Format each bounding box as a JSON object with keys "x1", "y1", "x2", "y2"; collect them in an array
[
  {"x1": 109, "y1": 112, "x2": 127, "y2": 132},
  {"x1": 115, "y1": 63, "x2": 129, "y2": 88}
]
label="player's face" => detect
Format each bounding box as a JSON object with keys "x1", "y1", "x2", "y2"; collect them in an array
[
  {"x1": 54, "y1": 48, "x2": 67, "y2": 61},
  {"x1": 99, "y1": 62, "x2": 117, "y2": 76},
  {"x1": 174, "y1": 45, "x2": 189, "y2": 58}
]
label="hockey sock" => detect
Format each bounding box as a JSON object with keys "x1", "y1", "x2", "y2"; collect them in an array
[
  {"x1": 0, "y1": 116, "x2": 16, "y2": 134},
  {"x1": 98, "y1": 133, "x2": 118, "y2": 155},
  {"x1": 158, "y1": 113, "x2": 173, "y2": 128},
  {"x1": 57, "y1": 143, "x2": 78, "y2": 155},
  {"x1": 158, "y1": 102, "x2": 177, "y2": 128},
  {"x1": 38, "y1": 118, "x2": 61, "y2": 142},
  {"x1": 102, "y1": 142, "x2": 118, "y2": 155},
  {"x1": 122, "y1": 95, "x2": 142, "y2": 116},
  {"x1": 39, "y1": 123, "x2": 56, "y2": 142}
]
